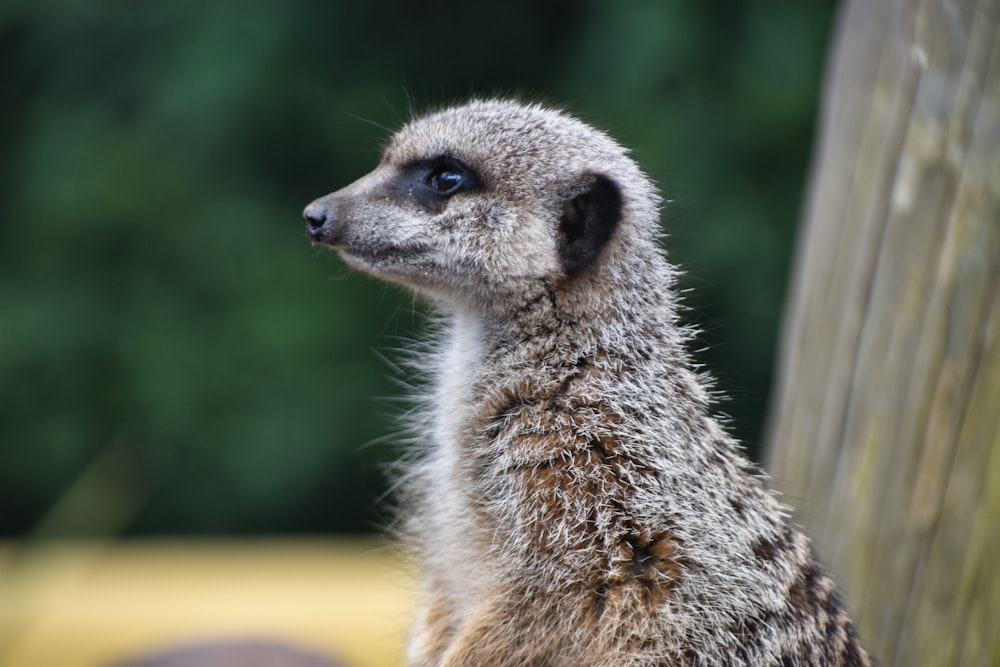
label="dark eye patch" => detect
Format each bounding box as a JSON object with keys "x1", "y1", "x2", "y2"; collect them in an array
[{"x1": 406, "y1": 156, "x2": 481, "y2": 211}]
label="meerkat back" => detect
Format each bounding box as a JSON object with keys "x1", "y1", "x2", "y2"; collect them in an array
[{"x1": 304, "y1": 99, "x2": 871, "y2": 667}]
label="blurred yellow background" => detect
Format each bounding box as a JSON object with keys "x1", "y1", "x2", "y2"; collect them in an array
[{"x1": 0, "y1": 539, "x2": 414, "y2": 667}]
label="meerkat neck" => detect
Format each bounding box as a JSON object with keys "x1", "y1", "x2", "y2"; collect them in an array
[
  {"x1": 459, "y1": 263, "x2": 685, "y2": 367},
  {"x1": 437, "y1": 261, "x2": 707, "y2": 453}
]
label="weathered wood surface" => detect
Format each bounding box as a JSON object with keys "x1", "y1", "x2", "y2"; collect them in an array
[{"x1": 764, "y1": 0, "x2": 1000, "y2": 665}]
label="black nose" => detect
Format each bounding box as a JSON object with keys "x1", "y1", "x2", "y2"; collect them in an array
[{"x1": 303, "y1": 202, "x2": 331, "y2": 241}]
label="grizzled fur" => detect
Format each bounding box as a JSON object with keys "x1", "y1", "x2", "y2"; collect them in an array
[{"x1": 304, "y1": 100, "x2": 871, "y2": 666}]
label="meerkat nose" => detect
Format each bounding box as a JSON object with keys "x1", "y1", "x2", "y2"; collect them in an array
[{"x1": 303, "y1": 202, "x2": 333, "y2": 242}]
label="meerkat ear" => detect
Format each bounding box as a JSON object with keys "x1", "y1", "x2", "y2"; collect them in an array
[{"x1": 558, "y1": 173, "x2": 623, "y2": 276}]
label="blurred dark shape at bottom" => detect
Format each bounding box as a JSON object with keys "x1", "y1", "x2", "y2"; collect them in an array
[{"x1": 113, "y1": 638, "x2": 350, "y2": 667}]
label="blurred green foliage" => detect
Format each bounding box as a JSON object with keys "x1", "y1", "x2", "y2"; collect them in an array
[{"x1": 0, "y1": 1, "x2": 835, "y2": 536}]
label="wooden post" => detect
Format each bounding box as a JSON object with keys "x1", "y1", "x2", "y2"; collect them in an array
[{"x1": 764, "y1": 0, "x2": 1000, "y2": 664}]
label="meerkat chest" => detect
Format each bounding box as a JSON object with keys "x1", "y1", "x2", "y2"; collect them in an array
[{"x1": 433, "y1": 314, "x2": 487, "y2": 448}]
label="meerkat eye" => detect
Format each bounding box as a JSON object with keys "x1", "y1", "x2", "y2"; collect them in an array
[
  {"x1": 409, "y1": 157, "x2": 480, "y2": 210},
  {"x1": 427, "y1": 163, "x2": 466, "y2": 195}
]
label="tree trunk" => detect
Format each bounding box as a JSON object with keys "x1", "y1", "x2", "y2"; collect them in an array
[{"x1": 764, "y1": 0, "x2": 1000, "y2": 665}]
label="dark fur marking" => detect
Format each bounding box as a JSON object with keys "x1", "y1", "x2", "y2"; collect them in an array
[
  {"x1": 842, "y1": 622, "x2": 869, "y2": 666},
  {"x1": 619, "y1": 532, "x2": 682, "y2": 606},
  {"x1": 496, "y1": 397, "x2": 537, "y2": 418},
  {"x1": 547, "y1": 289, "x2": 561, "y2": 319},
  {"x1": 486, "y1": 355, "x2": 595, "y2": 430},
  {"x1": 558, "y1": 173, "x2": 623, "y2": 275},
  {"x1": 627, "y1": 536, "x2": 653, "y2": 577},
  {"x1": 587, "y1": 435, "x2": 613, "y2": 461},
  {"x1": 553, "y1": 374, "x2": 577, "y2": 398},
  {"x1": 553, "y1": 354, "x2": 593, "y2": 395},
  {"x1": 729, "y1": 497, "x2": 747, "y2": 518},
  {"x1": 593, "y1": 582, "x2": 609, "y2": 618},
  {"x1": 507, "y1": 290, "x2": 550, "y2": 320},
  {"x1": 753, "y1": 536, "x2": 780, "y2": 562},
  {"x1": 789, "y1": 560, "x2": 826, "y2": 613}
]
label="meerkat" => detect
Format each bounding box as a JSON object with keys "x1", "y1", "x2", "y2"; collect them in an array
[{"x1": 303, "y1": 99, "x2": 871, "y2": 667}]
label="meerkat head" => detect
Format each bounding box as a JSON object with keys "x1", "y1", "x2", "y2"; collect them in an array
[{"x1": 304, "y1": 99, "x2": 660, "y2": 310}]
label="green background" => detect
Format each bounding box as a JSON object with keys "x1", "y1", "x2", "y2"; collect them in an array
[{"x1": 0, "y1": 1, "x2": 836, "y2": 536}]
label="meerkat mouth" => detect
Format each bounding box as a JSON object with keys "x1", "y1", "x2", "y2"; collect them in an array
[{"x1": 333, "y1": 241, "x2": 433, "y2": 276}]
